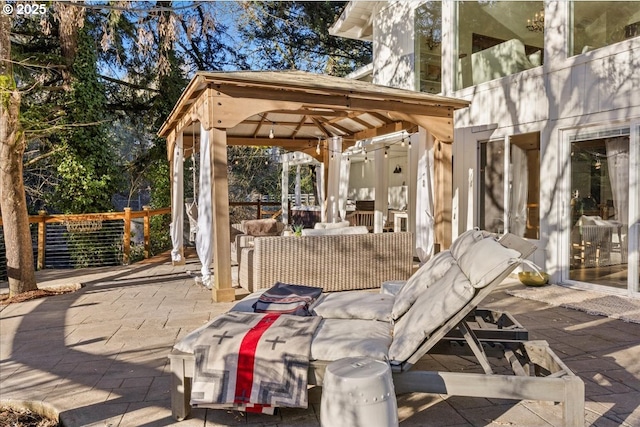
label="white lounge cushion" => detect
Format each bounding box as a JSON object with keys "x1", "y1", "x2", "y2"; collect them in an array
[
  {"x1": 458, "y1": 237, "x2": 521, "y2": 289},
  {"x1": 314, "y1": 220, "x2": 350, "y2": 229},
  {"x1": 449, "y1": 229, "x2": 493, "y2": 260},
  {"x1": 311, "y1": 291, "x2": 394, "y2": 322},
  {"x1": 230, "y1": 289, "x2": 268, "y2": 312},
  {"x1": 311, "y1": 319, "x2": 392, "y2": 361},
  {"x1": 388, "y1": 265, "x2": 474, "y2": 362},
  {"x1": 391, "y1": 251, "x2": 456, "y2": 320},
  {"x1": 301, "y1": 226, "x2": 369, "y2": 236}
]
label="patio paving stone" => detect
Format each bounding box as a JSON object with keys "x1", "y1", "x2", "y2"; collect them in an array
[{"x1": 2, "y1": 253, "x2": 640, "y2": 426}]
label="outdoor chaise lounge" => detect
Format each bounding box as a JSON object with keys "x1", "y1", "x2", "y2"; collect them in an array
[{"x1": 169, "y1": 230, "x2": 585, "y2": 426}]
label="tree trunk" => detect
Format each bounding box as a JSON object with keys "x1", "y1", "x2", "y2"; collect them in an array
[{"x1": 1, "y1": 6, "x2": 38, "y2": 296}]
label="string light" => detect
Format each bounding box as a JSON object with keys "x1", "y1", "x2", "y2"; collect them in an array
[
  {"x1": 316, "y1": 139, "x2": 321, "y2": 155},
  {"x1": 384, "y1": 147, "x2": 388, "y2": 158},
  {"x1": 269, "y1": 127, "x2": 275, "y2": 139}
]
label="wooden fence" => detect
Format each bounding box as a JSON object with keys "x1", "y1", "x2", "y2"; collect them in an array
[
  {"x1": 0, "y1": 207, "x2": 171, "y2": 269},
  {"x1": 0, "y1": 201, "x2": 290, "y2": 276}
]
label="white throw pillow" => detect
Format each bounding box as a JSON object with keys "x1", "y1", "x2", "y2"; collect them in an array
[
  {"x1": 449, "y1": 229, "x2": 493, "y2": 260},
  {"x1": 391, "y1": 251, "x2": 456, "y2": 320},
  {"x1": 388, "y1": 265, "x2": 474, "y2": 362},
  {"x1": 458, "y1": 237, "x2": 521, "y2": 289}
]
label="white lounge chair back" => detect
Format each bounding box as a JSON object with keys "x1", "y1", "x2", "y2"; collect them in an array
[{"x1": 390, "y1": 232, "x2": 536, "y2": 369}]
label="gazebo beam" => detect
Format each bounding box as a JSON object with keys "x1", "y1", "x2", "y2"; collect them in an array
[{"x1": 158, "y1": 71, "x2": 470, "y2": 302}]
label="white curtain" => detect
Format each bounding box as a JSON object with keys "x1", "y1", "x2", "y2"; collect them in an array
[
  {"x1": 196, "y1": 125, "x2": 213, "y2": 283},
  {"x1": 338, "y1": 154, "x2": 351, "y2": 221},
  {"x1": 327, "y1": 137, "x2": 343, "y2": 222},
  {"x1": 415, "y1": 132, "x2": 434, "y2": 262},
  {"x1": 605, "y1": 137, "x2": 629, "y2": 226},
  {"x1": 315, "y1": 164, "x2": 326, "y2": 222},
  {"x1": 509, "y1": 146, "x2": 528, "y2": 237},
  {"x1": 281, "y1": 161, "x2": 289, "y2": 225},
  {"x1": 170, "y1": 134, "x2": 184, "y2": 262}
]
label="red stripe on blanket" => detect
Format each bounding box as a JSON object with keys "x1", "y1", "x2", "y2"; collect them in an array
[{"x1": 234, "y1": 313, "x2": 281, "y2": 407}]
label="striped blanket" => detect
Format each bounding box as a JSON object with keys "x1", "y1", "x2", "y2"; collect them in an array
[{"x1": 190, "y1": 311, "x2": 321, "y2": 414}]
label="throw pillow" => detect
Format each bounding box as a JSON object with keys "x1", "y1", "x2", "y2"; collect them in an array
[{"x1": 242, "y1": 218, "x2": 280, "y2": 236}]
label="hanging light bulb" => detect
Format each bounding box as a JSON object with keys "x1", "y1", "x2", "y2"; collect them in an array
[
  {"x1": 316, "y1": 140, "x2": 321, "y2": 155},
  {"x1": 384, "y1": 147, "x2": 388, "y2": 158},
  {"x1": 408, "y1": 139, "x2": 412, "y2": 149},
  {"x1": 269, "y1": 128, "x2": 275, "y2": 139},
  {"x1": 364, "y1": 154, "x2": 368, "y2": 164},
  {"x1": 400, "y1": 140, "x2": 405, "y2": 147}
]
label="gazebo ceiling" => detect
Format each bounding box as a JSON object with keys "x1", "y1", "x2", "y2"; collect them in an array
[{"x1": 158, "y1": 70, "x2": 470, "y2": 160}]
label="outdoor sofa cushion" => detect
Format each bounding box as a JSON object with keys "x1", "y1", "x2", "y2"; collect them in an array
[
  {"x1": 449, "y1": 228, "x2": 493, "y2": 260},
  {"x1": 389, "y1": 264, "x2": 474, "y2": 362},
  {"x1": 313, "y1": 220, "x2": 350, "y2": 229},
  {"x1": 311, "y1": 291, "x2": 394, "y2": 322},
  {"x1": 458, "y1": 237, "x2": 521, "y2": 289},
  {"x1": 301, "y1": 225, "x2": 369, "y2": 236},
  {"x1": 310, "y1": 318, "x2": 392, "y2": 361},
  {"x1": 391, "y1": 250, "x2": 456, "y2": 320},
  {"x1": 242, "y1": 218, "x2": 281, "y2": 236}
]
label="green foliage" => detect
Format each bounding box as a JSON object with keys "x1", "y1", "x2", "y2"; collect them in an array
[
  {"x1": 239, "y1": 1, "x2": 371, "y2": 75},
  {"x1": 50, "y1": 27, "x2": 121, "y2": 213},
  {"x1": 66, "y1": 229, "x2": 123, "y2": 268},
  {"x1": 228, "y1": 146, "x2": 282, "y2": 201}
]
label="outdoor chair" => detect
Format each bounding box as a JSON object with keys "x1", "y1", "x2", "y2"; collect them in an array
[{"x1": 169, "y1": 230, "x2": 584, "y2": 426}]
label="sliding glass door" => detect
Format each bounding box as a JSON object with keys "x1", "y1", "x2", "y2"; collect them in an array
[{"x1": 566, "y1": 125, "x2": 639, "y2": 294}]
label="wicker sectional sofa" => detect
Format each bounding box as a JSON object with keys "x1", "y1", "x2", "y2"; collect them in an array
[{"x1": 238, "y1": 232, "x2": 414, "y2": 292}]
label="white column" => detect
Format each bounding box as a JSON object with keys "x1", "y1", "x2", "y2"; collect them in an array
[
  {"x1": 170, "y1": 132, "x2": 184, "y2": 263},
  {"x1": 316, "y1": 164, "x2": 326, "y2": 222},
  {"x1": 295, "y1": 165, "x2": 302, "y2": 206},
  {"x1": 281, "y1": 160, "x2": 289, "y2": 225},
  {"x1": 466, "y1": 168, "x2": 474, "y2": 231},
  {"x1": 415, "y1": 129, "x2": 435, "y2": 261},
  {"x1": 327, "y1": 136, "x2": 343, "y2": 222},
  {"x1": 374, "y1": 146, "x2": 389, "y2": 233},
  {"x1": 195, "y1": 123, "x2": 213, "y2": 282}
]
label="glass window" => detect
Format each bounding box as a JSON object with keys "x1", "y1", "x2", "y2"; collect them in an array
[
  {"x1": 569, "y1": 134, "x2": 630, "y2": 289},
  {"x1": 456, "y1": 1, "x2": 544, "y2": 89},
  {"x1": 479, "y1": 139, "x2": 505, "y2": 234},
  {"x1": 415, "y1": 2, "x2": 442, "y2": 93},
  {"x1": 570, "y1": 1, "x2": 640, "y2": 56},
  {"x1": 479, "y1": 133, "x2": 540, "y2": 238}
]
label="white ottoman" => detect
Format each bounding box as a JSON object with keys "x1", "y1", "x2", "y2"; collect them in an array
[{"x1": 320, "y1": 357, "x2": 398, "y2": 427}]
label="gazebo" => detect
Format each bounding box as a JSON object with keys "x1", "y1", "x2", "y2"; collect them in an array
[{"x1": 157, "y1": 71, "x2": 469, "y2": 302}]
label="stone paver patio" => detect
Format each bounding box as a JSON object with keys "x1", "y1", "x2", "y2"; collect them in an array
[{"x1": 1, "y1": 253, "x2": 639, "y2": 426}]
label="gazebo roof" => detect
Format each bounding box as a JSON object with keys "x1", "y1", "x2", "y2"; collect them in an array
[{"x1": 157, "y1": 70, "x2": 469, "y2": 160}]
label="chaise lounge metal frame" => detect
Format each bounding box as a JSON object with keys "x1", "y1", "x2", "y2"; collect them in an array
[{"x1": 169, "y1": 233, "x2": 585, "y2": 426}]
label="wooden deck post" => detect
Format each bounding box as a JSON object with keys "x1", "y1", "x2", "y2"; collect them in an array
[
  {"x1": 37, "y1": 210, "x2": 46, "y2": 270},
  {"x1": 434, "y1": 139, "x2": 453, "y2": 249},
  {"x1": 123, "y1": 207, "x2": 131, "y2": 265},
  {"x1": 143, "y1": 205, "x2": 151, "y2": 259},
  {"x1": 210, "y1": 127, "x2": 235, "y2": 302}
]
